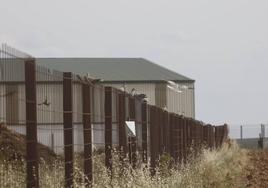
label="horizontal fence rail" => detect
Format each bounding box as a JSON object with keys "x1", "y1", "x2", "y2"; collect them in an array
[{"x1": 0, "y1": 44, "x2": 229, "y2": 187}]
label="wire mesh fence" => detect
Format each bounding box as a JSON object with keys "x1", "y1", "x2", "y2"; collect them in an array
[
  {"x1": 0, "y1": 44, "x2": 229, "y2": 187},
  {"x1": 229, "y1": 124, "x2": 268, "y2": 139}
]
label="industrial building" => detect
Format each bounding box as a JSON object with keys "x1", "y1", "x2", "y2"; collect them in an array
[
  {"x1": 38, "y1": 58, "x2": 195, "y2": 118},
  {"x1": 0, "y1": 57, "x2": 195, "y2": 154}
]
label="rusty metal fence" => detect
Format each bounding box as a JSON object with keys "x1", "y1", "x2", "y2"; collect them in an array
[{"x1": 0, "y1": 44, "x2": 228, "y2": 187}]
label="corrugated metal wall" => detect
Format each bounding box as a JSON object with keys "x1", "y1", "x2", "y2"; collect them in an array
[
  {"x1": 166, "y1": 82, "x2": 195, "y2": 118},
  {"x1": 107, "y1": 82, "x2": 195, "y2": 118},
  {"x1": 105, "y1": 83, "x2": 156, "y2": 106},
  {"x1": 1, "y1": 80, "x2": 194, "y2": 154}
]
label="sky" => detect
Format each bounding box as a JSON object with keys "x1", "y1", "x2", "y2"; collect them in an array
[{"x1": 1, "y1": 0, "x2": 268, "y2": 126}]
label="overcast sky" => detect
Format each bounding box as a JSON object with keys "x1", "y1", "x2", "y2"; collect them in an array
[{"x1": 1, "y1": 0, "x2": 268, "y2": 126}]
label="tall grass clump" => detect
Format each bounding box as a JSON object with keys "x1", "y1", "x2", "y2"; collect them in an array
[{"x1": 0, "y1": 140, "x2": 248, "y2": 188}]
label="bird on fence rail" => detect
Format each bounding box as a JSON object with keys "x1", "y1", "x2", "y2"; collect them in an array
[
  {"x1": 85, "y1": 73, "x2": 103, "y2": 84},
  {"x1": 38, "y1": 98, "x2": 50, "y2": 106},
  {"x1": 131, "y1": 88, "x2": 136, "y2": 96},
  {"x1": 76, "y1": 75, "x2": 85, "y2": 83},
  {"x1": 135, "y1": 93, "x2": 147, "y2": 100},
  {"x1": 130, "y1": 88, "x2": 148, "y2": 101},
  {"x1": 90, "y1": 78, "x2": 103, "y2": 84}
]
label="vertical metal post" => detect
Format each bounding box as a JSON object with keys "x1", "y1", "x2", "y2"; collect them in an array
[
  {"x1": 223, "y1": 124, "x2": 228, "y2": 142},
  {"x1": 128, "y1": 137, "x2": 132, "y2": 165},
  {"x1": 215, "y1": 126, "x2": 218, "y2": 148},
  {"x1": 63, "y1": 72, "x2": 73, "y2": 188},
  {"x1": 207, "y1": 125, "x2": 210, "y2": 147},
  {"x1": 185, "y1": 119, "x2": 189, "y2": 156},
  {"x1": 200, "y1": 124, "x2": 203, "y2": 148},
  {"x1": 169, "y1": 114, "x2": 175, "y2": 160},
  {"x1": 149, "y1": 106, "x2": 157, "y2": 175},
  {"x1": 210, "y1": 125, "x2": 214, "y2": 149},
  {"x1": 177, "y1": 116, "x2": 183, "y2": 162},
  {"x1": 197, "y1": 123, "x2": 200, "y2": 149},
  {"x1": 25, "y1": 59, "x2": 39, "y2": 188},
  {"x1": 220, "y1": 126, "x2": 224, "y2": 145},
  {"x1": 105, "y1": 87, "x2": 112, "y2": 173},
  {"x1": 157, "y1": 108, "x2": 162, "y2": 155},
  {"x1": 128, "y1": 96, "x2": 135, "y2": 120},
  {"x1": 240, "y1": 125, "x2": 243, "y2": 140},
  {"x1": 215, "y1": 126, "x2": 222, "y2": 148},
  {"x1": 264, "y1": 125, "x2": 266, "y2": 138},
  {"x1": 82, "y1": 83, "x2": 92, "y2": 185},
  {"x1": 191, "y1": 120, "x2": 197, "y2": 153},
  {"x1": 171, "y1": 114, "x2": 181, "y2": 162},
  {"x1": 212, "y1": 126, "x2": 216, "y2": 148},
  {"x1": 182, "y1": 118, "x2": 187, "y2": 160},
  {"x1": 261, "y1": 124, "x2": 265, "y2": 138},
  {"x1": 128, "y1": 96, "x2": 136, "y2": 166},
  {"x1": 118, "y1": 93, "x2": 127, "y2": 158},
  {"x1": 128, "y1": 136, "x2": 137, "y2": 168},
  {"x1": 162, "y1": 110, "x2": 170, "y2": 154},
  {"x1": 175, "y1": 116, "x2": 180, "y2": 161},
  {"x1": 141, "y1": 101, "x2": 148, "y2": 163},
  {"x1": 264, "y1": 124, "x2": 266, "y2": 138},
  {"x1": 51, "y1": 133, "x2": 54, "y2": 152},
  {"x1": 186, "y1": 119, "x2": 190, "y2": 150},
  {"x1": 203, "y1": 125, "x2": 208, "y2": 146},
  {"x1": 156, "y1": 108, "x2": 160, "y2": 158}
]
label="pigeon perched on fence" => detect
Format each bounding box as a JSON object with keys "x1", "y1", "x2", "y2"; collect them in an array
[{"x1": 38, "y1": 98, "x2": 50, "y2": 106}]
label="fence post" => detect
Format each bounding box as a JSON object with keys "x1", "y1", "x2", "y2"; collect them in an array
[
  {"x1": 205, "y1": 125, "x2": 211, "y2": 147},
  {"x1": 25, "y1": 59, "x2": 39, "y2": 188},
  {"x1": 162, "y1": 110, "x2": 170, "y2": 154},
  {"x1": 240, "y1": 125, "x2": 243, "y2": 140},
  {"x1": 186, "y1": 119, "x2": 191, "y2": 153},
  {"x1": 210, "y1": 125, "x2": 214, "y2": 149},
  {"x1": 169, "y1": 114, "x2": 175, "y2": 160},
  {"x1": 220, "y1": 126, "x2": 224, "y2": 145},
  {"x1": 200, "y1": 124, "x2": 203, "y2": 148},
  {"x1": 128, "y1": 136, "x2": 137, "y2": 168},
  {"x1": 149, "y1": 106, "x2": 157, "y2": 175},
  {"x1": 190, "y1": 120, "x2": 198, "y2": 154},
  {"x1": 209, "y1": 125, "x2": 213, "y2": 149},
  {"x1": 215, "y1": 126, "x2": 218, "y2": 148},
  {"x1": 182, "y1": 118, "x2": 187, "y2": 160},
  {"x1": 264, "y1": 124, "x2": 266, "y2": 138},
  {"x1": 51, "y1": 133, "x2": 55, "y2": 152},
  {"x1": 82, "y1": 82, "x2": 92, "y2": 185},
  {"x1": 177, "y1": 116, "x2": 183, "y2": 162},
  {"x1": 118, "y1": 93, "x2": 127, "y2": 159},
  {"x1": 141, "y1": 101, "x2": 148, "y2": 163},
  {"x1": 128, "y1": 96, "x2": 135, "y2": 121},
  {"x1": 128, "y1": 96, "x2": 137, "y2": 166},
  {"x1": 223, "y1": 124, "x2": 228, "y2": 142},
  {"x1": 158, "y1": 108, "x2": 163, "y2": 155},
  {"x1": 212, "y1": 126, "x2": 216, "y2": 149},
  {"x1": 63, "y1": 72, "x2": 74, "y2": 188},
  {"x1": 105, "y1": 87, "x2": 112, "y2": 173},
  {"x1": 170, "y1": 114, "x2": 182, "y2": 162}
]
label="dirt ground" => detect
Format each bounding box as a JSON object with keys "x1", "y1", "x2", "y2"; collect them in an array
[
  {"x1": 0, "y1": 123, "x2": 57, "y2": 163},
  {"x1": 245, "y1": 149, "x2": 268, "y2": 188}
]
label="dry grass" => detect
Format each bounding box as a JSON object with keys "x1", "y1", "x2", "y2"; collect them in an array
[
  {"x1": 0, "y1": 140, "x2": 249, "y2": 187},
  {"x1": 0, "y1": 124, "x2": 57, "y2": 163}
]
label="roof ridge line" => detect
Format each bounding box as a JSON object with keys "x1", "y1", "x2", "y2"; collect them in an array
[{"x1": 140, "y1": 58, "x2": 195, "y2": 81}]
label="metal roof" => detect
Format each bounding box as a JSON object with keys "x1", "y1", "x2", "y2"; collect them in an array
[{"x1": 36, "y1": 58, "x2": 194, "y2": 83}]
